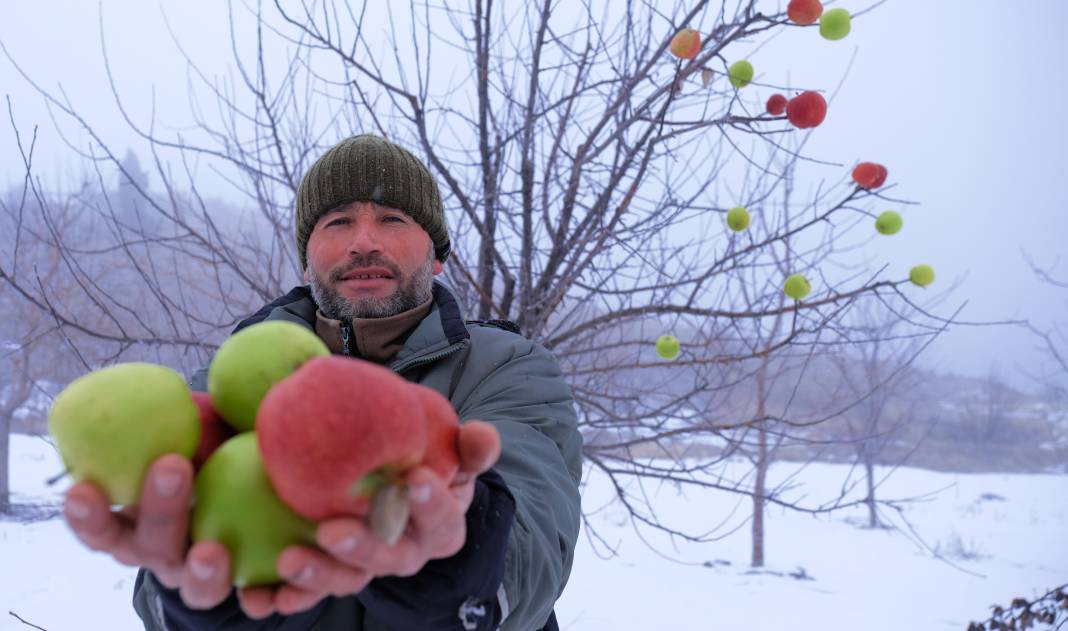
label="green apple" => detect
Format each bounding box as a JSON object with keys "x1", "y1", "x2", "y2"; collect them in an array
[
  {"x1": 207, "y1": 321, "x2": 329, "y2": 432},
  {"x1": 727, "y1": 207, "x2": 751, "y2": 232},
  {"x1": 875, "y1": 211, "x2": 903, "y2": 235},
  {"x1": 784, "y1": 273, "x2": 811, "y2": 300},
  {"x1": 820, "y1": 8, "x2": 851, "y2": 40},
  {"x1": 48, "y1": 363, "x2": 200, "y2": 505},
  {"x1": 191, "y1": 432, "x2": 317, "y2": 587},
  {"x1": 655, "y1": 334, "x2": 681, "y2": 360},
  {"x1": 728, "y1": 60, "x2": 754, "y2": 88},
  {"x1": 909, "y1": 264, "x2": 935, "y2": 287}
]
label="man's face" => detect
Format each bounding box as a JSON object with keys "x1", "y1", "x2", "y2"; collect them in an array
[{"x1": 304, "y1": 201, "x2": 444, "y2": 320}]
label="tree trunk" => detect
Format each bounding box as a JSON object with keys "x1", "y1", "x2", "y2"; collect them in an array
[
  {"x1": 0, "y1": 412, "x2": 10, "y2": 514},
  {"x1": 751, "y1": 425, "x2": 768, "y2": 567},
  {"x1": 751, "y1": 365, "x2": 769, "y2": 567},
  {"x1": 865, "y1": 458, "x2": 878, "y2": 528}
]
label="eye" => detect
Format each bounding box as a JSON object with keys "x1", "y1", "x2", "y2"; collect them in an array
[
  {"x1": 326, "y1": 217, "x2": 350, "y2": 227},
  {"x1": 384, "y1": 215, "x2": 406, "y2": 223}
]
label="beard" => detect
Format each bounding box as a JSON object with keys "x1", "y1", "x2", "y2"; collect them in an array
[{"x1": 308, "y1": 248, "x2": 436, "y2": 320}]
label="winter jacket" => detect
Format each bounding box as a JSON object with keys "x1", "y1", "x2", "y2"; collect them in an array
[{"x1": 132, "y1": 281, "x2": 582, "y2": 631}]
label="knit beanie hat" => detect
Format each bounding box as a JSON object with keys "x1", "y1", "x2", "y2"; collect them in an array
[{"x1": 295, "y1": 134, "x2": 450, "y2": 269}]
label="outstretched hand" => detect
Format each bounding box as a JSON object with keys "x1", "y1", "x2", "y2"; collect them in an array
[
  {"x1": 237, "y1": 419, "x2": 501, "y2": 618},
  {"x1": 63, "y1": 420, "x2": 500, "y2": 619},
  {"x1": 62, "y1": 454, "x2": 237, "y2": 609}
]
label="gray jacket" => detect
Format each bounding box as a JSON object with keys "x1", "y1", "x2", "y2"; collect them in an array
[{"x1": 134, "y1": 281, "x2": 582, "y2": 630}]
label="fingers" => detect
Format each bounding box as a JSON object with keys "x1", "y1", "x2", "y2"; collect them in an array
[
  {"x1": 179, "y1": 541, "x2": 234, "y2": 610},
  {"x1": 133, "y1": 455, "x2": 195, "y2": 568},
  {"x1": 237, "y1": 587, "x2": 277, "y2": 619},
  {"x1": 317, "y1": 518, "x2": 423, "y2": 577},
  {"x1": 277, "y1": 546, "x2": 371, "y2": 601},
  {"x1": 64, "y1": 481, "x2": 131, "y2": 555},
  {"x1": 456, "y1": 421, "x2": 501, "y2": 481},
  {"x1": 406, "y1": 468, "x2": 466, "y2": 557}
]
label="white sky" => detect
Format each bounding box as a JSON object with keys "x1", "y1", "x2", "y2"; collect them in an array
[{"x1": 2, "y1": 1, "x2": 1067, "y2": 392}]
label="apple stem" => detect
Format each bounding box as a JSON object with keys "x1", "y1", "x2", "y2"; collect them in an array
[{"x1": 45, "y1": 468, "x2": 70, "y2": 486}]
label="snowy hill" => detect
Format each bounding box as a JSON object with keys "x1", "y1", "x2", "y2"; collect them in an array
[{"x1": 2, "y1": 434, "x2": 1065, "y2": 630}]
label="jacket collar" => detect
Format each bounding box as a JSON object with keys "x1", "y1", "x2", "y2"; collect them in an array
[{"x1": 243, "y1": 280, "x2": 471, "y2": 371}]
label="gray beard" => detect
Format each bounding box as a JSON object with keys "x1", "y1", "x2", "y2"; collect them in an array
[{"x1": 308, "y1": 249, "x2": 435, "y2": 320}]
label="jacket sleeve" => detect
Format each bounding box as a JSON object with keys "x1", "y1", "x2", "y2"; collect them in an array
[
  {"x1": 132, "y1": 569, "x2": 328, "y2": 630},
  {"x1": 454, "y1": 338, "x2": 583, "y2": 631},
  {"x1": 357, "y1": 469, "x2": 516, "y2": 631}
]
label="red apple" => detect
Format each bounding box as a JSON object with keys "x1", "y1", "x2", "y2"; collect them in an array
[
  {"x1": 669, "y1": 28, "x2": 701, "y2": 60},
  {"x1": 786, "y1": 91, "x2": 827, "y2": 129},
  {"x1": 190, "y1": 391, "x2": 236, "y2": 470},
  {"x1": 256, "y1": 356, "x2": 427, "y2": 521},
  {"x1": 411, "y1": 385, "x2": 461, "y2": 482},
  {"x1": 787, "y1": 0, "x2": 823, "y2": 25},
  {"x1": 766, "y1": 94, "x2": 788, "y2": 116},
  {"x1": 852, "y1": 162, "x2": 888, "y2": 189}
]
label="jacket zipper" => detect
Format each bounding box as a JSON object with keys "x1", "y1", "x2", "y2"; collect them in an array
[
  {"x1": 393, "y1": 342, "x2": 465, "y2": 374},
  {"x1": 340, "y1": 321, "x2": 353, "y2": 356}
]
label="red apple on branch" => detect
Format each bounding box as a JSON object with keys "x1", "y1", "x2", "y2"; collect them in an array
[
  {"x1": 787, "y1": 0, "x2": 823, "y2": 26},
  {"x1": 786, "y1": 91, "x2": 827, "y2": 129},
  {"x1": 766, "y1": 94, "x2": 788, "y2": 116},
  {"x1": 669, "y1": 28, "x2": 701, "y2": 60},
  {"x1": 852, "y1": 162, "x2": 888, "y2": 189}
]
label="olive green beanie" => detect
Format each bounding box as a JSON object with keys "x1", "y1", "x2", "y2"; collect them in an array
[{"x1": 295, "y1": 134, "x2": 450, "y2": 269}]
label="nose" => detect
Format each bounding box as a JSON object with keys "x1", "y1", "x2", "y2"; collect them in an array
[{"x1": 346, "y1": 215, "x2": 383, "y2": 257}]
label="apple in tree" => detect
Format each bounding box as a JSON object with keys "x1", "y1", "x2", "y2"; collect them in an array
[
  {"x1": 670, "y1": 28, "x2": 701, "y2": 60},
  {"x1": 910, "y1": 265, "x2": 935, "y2": 287},
  {"x1": 208, "y1": 320, "x2": 330, "y2": 432},
  {"x1": 787, "y1": 0, "x2": 823, "y2": 25},
  {"x1": 784, "y1": 274, "x2": 812, "y2": 301},
  {"x1": 820, "y1": 8, "x2": 851, "y2": 40},
  {"x1": 256, "y1": 356, "x2": 428, "y2": 523},
  {"x1": 766, "y1": 94, "x2": 788, "y2": 116},
  {"x1": 727, "y1": 206, "x2": 751, "y2": 232},
  {"x1": 48, "y1": 363, "x2": 200, "y2": 505},
  {"x1": 787, "y1": 91, "x2": 827, "y2": 129},
  {"x1": 655, "y1": 335, "x2": 681, "y2": 360},
  {"x1": 191, "y1": 433, "x2": 317, "y2": 587},
  {"x1": 728, "y1": 60, "x2": 754, "y2": 88},
  {"x1": 875, "y1": 211, "x2": 903, "y2": 235},
  {"x1": 852, "y1": 162, "x2": 888, "y2": 189}
]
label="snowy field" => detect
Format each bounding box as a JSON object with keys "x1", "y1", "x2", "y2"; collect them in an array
[{"x1": 2, "y1": 433, "x2": 1065, "y2": 630}]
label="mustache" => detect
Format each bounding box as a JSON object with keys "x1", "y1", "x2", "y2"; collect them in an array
[{"x1": 329, "y1": 256, "x2": 401, "y2": 282}]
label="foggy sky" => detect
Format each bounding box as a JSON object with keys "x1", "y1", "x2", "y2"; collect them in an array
[{"x1": 2, "y1": 0, "x2": 1066, "y2": 392}]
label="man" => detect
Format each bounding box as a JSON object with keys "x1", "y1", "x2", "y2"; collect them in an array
[{"x1": 61, "y1": 135, "x2": 583, "y2": 630}]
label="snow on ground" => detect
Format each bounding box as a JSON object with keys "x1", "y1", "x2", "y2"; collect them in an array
[{"x1": 2, "y1": 434, "x2": 1065, "y2": 630}]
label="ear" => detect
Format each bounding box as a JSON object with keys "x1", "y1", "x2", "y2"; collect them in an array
[
  {"x1": 432, "y1": 259, "x2": 444, "y2": 276},
  {"x1": 303, "y1": 268, "x2": 312, "y2": 284}
]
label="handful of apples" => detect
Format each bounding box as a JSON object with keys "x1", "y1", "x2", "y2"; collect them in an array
[{"x1": 49, "y1": 320, "x2": 463, "y2": 587}]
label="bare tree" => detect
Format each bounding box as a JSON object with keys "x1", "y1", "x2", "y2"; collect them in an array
[
  {"x1": 829, "y1": 296, "x2": 931, "y2": 528},
  {"x1": 1023, "y1": 253, "x2": 1068, "y2": 399},
  {"x1": 0, "y1": 1, "x2": 959, "y2": 544}
]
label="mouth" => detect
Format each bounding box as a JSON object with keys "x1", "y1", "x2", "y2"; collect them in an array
[{"x1": 338, "y1": 267, "x2": 395, "y2": 289}]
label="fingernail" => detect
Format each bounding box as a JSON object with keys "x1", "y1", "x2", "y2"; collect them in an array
[
  {"x1": 67, "y1": 499, "x2": 91, "y2": 520},
  {"x1": 409, "y1": 483, "x2": 432, "y2": 504},
  {"x1": 294, "y1": 566, "x2": 314, "y2": 583},
  {"x1": 453, "y1": 473, "x2": 472, "y2": 486},
  {"x1": 153, "y1": 471, "x2": 182, "y2": 497},
  {"x1": 328, "y1": 536, "x2": 359, "y2": 554},
  {"x1": 189, "y1": 560, "x2": 215, "y2": 581}
]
